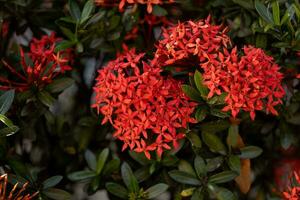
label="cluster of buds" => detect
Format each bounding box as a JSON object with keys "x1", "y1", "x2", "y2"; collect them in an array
[
  {"x1": 283, "y1": 171, "x2": 300, "y2": 200},
  {"x1": 0, "y1": 33, "x2": 72, "y2": 92},
  {"x1": 155, "y1": 17, "x2": 285, "y2": 120},
  {"x1": 92, "y1": 48, "x2": 197, "y2": 159}
]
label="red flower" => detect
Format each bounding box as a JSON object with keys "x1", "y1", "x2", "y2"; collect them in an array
[
  {"x1": 202, "y1": 46, "x2": 285, "y2": 120},
  {"x1": 155, "y1": 17, "x2": 231, "y2": 66},
  {"x1": 283, "y1": 171, "x2": 300, "y2": 200},
  {"x1": 92, "y1": 49, "x2": 197, "y2": 159},
  {"x1": 95, "y1": 0, "x2": 174, "y2": 13},
  {"x1": 0, "y1": 33, "x2": 72, "y2": 91}
]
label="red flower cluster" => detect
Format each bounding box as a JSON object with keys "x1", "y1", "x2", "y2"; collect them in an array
[
  {"x1": 95, "y1": 0, "x2": 174, "y2": 13},
  {"x1": 92, "y1": 49, "x2": 197, "y2": 159},
  {"x1": 155, "y1": 17, "x2": 231, "y2": 66},
  {"x1": 202, "y1": 46, "x2": 285, "y2": 120},
  {"x1": 155, "y1": 18, "x2": 285, "y2": 120},
  {"x1": 283, "y1": 171, "x2": 300, "y2": 200},
  {"x1": 0, "y1": 33, "x2": 72, "y2": 91}
]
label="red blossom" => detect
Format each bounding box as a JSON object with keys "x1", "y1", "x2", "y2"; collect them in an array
[
  {"x1": 155, "y1": 16, "x2": 231, "y2": 66},
  {"x1": 283, "y1": 171, "x2": 300, "y2": 200},
  {"x1": 95, "y1": 0, "x2": 174, "y2": 13},
  {"x1": 0, "y1": 33, "x2": 72, "y2": 91},
  {"x1": 201, "y1": 46, "x2": 285, "y2": 120},
  {"x1": 92, "y1": 48, "x2": 197, "y2": 159}
]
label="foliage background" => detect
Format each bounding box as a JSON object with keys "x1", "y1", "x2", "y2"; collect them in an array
[{"x1": 0, "y1": 0, "x2": 300, "y2": 199}]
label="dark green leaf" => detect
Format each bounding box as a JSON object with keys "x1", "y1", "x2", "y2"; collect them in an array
[
  {"x1": 187, "y1": 131, "x2": 202, "y2": 149},
  {"x1": 107, "y1": 32, "x2": 121, "y2": 41},
  {"x1": 68, "y1": 0, "x2": 81, "y2": 21},
  {"x1": 206, "y1": 157, "x2": 224, "y2": 172},
  {"x1": 208, "y1": 185, "x2": 237, "y2": 200},
  {"x1": 280, "y1": 121, "x2": 294, "y2": 149},
  {"x1": 80, "y1": 0, "x2": 94, "y2": 24},
  {"x1": 85, "y1": 150, "x2": 97, "y2": 171},
  {"x1": 272, "y1": 1, "x2": 280, "y2": 25},
  {"x1": 43, "y1": 188, "x2": 72, "y2": 200},
  {"x1": 106, "y1": 182, "x2": 128, "y2": 199},
  {"x1": 181, "y1": 84, "x2": 203, "y2": 102},
  {"x1": 208, "y1": 171, "x2": 238, "y2": 184},
  {"x1": 59, "y1": 27, "x2": 76, "y2": 41},
  {"x1": 42, "y1": 176, "x2": 63, "y2": 189},
  {"x1": 0, "y1": 114, "x2": 19, "y2": 137},
  {"x1": 0, "y1": 90, "x2": 14, "y2": 114},
  {"x1": 195, "y1": 107, "x2": 207, "y2": 122},
  {"x1": 191, "y1": 189, "x2": 204, "y2": 200},
  {"x1": 121, "y1": 162, "x2": 139, "y2": 193},
  {"x1": 102, "y1": 158, "x2": 120, "y2": 175},
  {"x1": 239, "y1": 146, "x2": 263, "y2": 159},
  {"x1": 145, "y1": 183, "x2": 169, "y2": 199},
  {"x1": 168, "y1": 170, "x2": 201, "y2": 186},
  {"x1": 194, "y1": 156, "x2": 206, "y2": 177},
  {"x1": 194, "y1": 70, "x2": 208, "y2": 98},
  {"x1": 255, "y1": 0, "x2": 274, "y2": 24},
  {"x1": 227, "y1": 155, "x2": 241, "y2": 174},
  {"x1": 96, "y1": 148, "x2": 109, "y2": 174},
  {"x1": 178, "y1": 160, "x2": 196, "y2": 177},
  {"x1": 55, "y1": 40, "x2": 76, "y2": 52},
  {"x1": 200, "y1": 120, "x2": 230, "y2": 133},
  {"x1": 67, "y1": 170, "x2": 96, "y2": 181},
  {"x1": 227, "y1": 124, "x2": 239, "y2": 147},
  {"x1": 46, "y1": 78, "x2": 74, "y2": 93},
  {"x1": 287, "y1": 113, "x2": 300, "y2": 125},
  {"x1": 202, "y1": 131, "x2": 227, "y2": 155},
  {"x1": 37, "y1": 91, "x2": 56, "y2": 107}
]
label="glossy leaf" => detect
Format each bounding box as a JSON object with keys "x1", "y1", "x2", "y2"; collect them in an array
[
  {"x1": 168, "y1": 170, "x2": 201, "y2": 186},
  {"x1": 208, "y1": 171, "x2": 238, "y2": 184},
  {"x1": 239, "y1": 146, "x2": 263, "y2": 159},
  {"x1": 202, "y1": 131, "x2": 227, "y2": 155},
  {"x1": 145, "y1": 183, "x2": 169, "y2": 199},
  {"x1": 42, "y1": 175, "x2": 63, "y2": 189},
  {"x1": 121, "y1": 162, "x2": 139, "y2": 193},
  {"x1": 0, "y1": 90, "x2": 14, "y2": 114},
  {"x1": 106, "y1": 182, "x2": 128, "y2": 199}
]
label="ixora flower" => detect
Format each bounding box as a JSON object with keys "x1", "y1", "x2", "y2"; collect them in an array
[
  {"x1": 92, "y1": 48, "x2": 197, "y2": 159},
  {"x1": 283, "y1": 171, "x2": 300, "y2": 200},
  {"x1": 95, "y1": 0, "x2": 174, "y2": 13},
  {"x1": 0, "y1": 174, "x2": 38, "y2": 200},
  {"x1": 155, "y1": 16, "x2": 231, "y2": 66},
  {"x1": 202, "y1": 46, "x2": 285, "y2": 120},
  {"x1": 0, "y1": 33, "x2": 72, "y2": 92}
]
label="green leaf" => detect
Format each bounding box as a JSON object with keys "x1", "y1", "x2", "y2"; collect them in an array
[
  {"x1": 0, "y1": 114, "x2": 19, "y2": 137},
  {"x1": 239, "y1": 146, "x2": 263, "y2": 159},
  {"x1": 59, "y1": 27, "x2": 76, "y2": 41},
  {"x1": 37, "y1": 91, "x2": 56, "y2": 107},
  {"x1": 195, "y1": 107, "x2": 207, "y2": 122},
  {"x1": 46, "y1": 78, "x2": 74, "y2": 93},
  {"x1": 42, "y1": 176, "x2": 63, "y2": 189},
  {"x1": 206, "y1": 157, "x2": 224, "y2": 172},
  {"x1": 43, "y1": 188, "x2": 72, "y2": 200},
  {"x1": 227, "y1": 124, "x2": 239, "y2": 147},
  {"x1": 194, "y1": 70, "x2": 208, "y2": 98},
  {"x1": 168, "y1": 170, "x2": 201, "y2": 186},
  {"x1": 194, "y1": 156, "x2": 206, "y2": 177},
  {"x1": 227, "y1": 155, "x2": 241, "y2": 174},
  {"x1": 152, "y1": 5, "x2": 168, "y2": 17},
  {"x1": 68, "y1": 0, "x2": 81, "y2": 21},
  {"x1": 200, "y1": 120, "x2": 230, "y2": 133},
  {"x1": 67, "y1": 170, "x2": 96, "y2": 181},
  {"x1": 191, "y1": 189, "x2": 204, "y2": 200},
  {"x1": 208, "y1": 171, "x2": 238, "y2": 184},
  {"x1": 55, "y1": 40, "x2": 76, "y2": 52},
  {"x1": 0, "y1": 90, "x2": 14, "y2": 114},
  {"x1": 272, "y1": 1, "x2": 280, "y2": 25},
  {"x1": 202, "y1": 131, "x2": 226, "y2": 155},
  {"x1": 105, "y1": 182, "x2": 128, "y2": 199},
  {"x1": 129, "y1": 151, "x2": 152, "y2": 166},
  {"x1": 178, "y1": 160, "x2": 196, "y2": 177},
  {"x1": 121, "y1": 162, "x2": 139, "y2": 193},
  {"x1": 102, "y1": 158, "x2": 120, "y2": 175},
  {"x1": 181, "y1": 84, "x2": 203, "y2": 102},
  {"x1": 85, "y1": 150, "x2": 97, "y2": 171},
  {"x1": 145, "y1": 183, "x2": 169, "y2": 199},
  {"x1": 187, "y1": 131, "x2": 202, "y2": 149},
  {"x1": 280, "y1": 121, "x2": 294, "y2": 149},
  {"x1": 96, "y1": 148, "x2": 109, "y2": 174},
  {"x1": 255, "y1": 0, "x2": 274, "y2": 24},
  {"x1": 80, "y1": 0, "x2": 94, "y2": 24},
  {"x1": 208, "y1": 185, "x2": 236, "y2": 200},
  {"x1": 232, "y1": 0, "x2": 254, "y2": 10}
]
